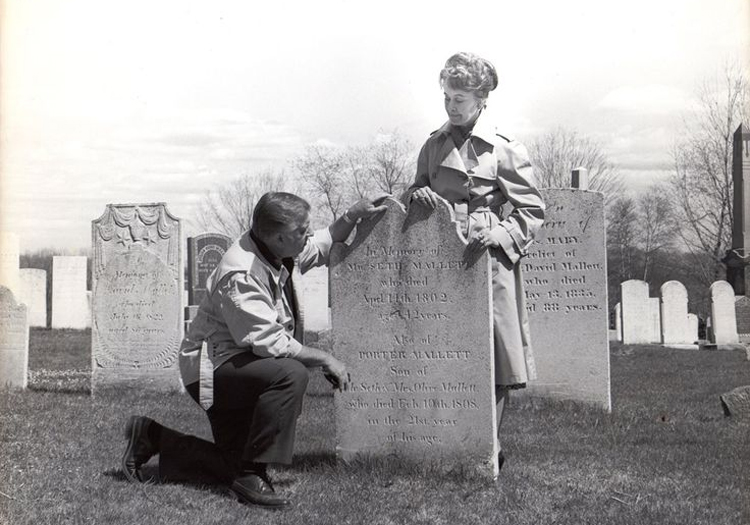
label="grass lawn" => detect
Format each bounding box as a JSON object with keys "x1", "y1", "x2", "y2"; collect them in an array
[{"x1": 1, "y1": 329, "x2": 749, "y2": 524}]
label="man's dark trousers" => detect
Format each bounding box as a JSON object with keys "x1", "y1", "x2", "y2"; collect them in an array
[{"x1": 157, "y1": 353, "x2": 309, "y2": 484}]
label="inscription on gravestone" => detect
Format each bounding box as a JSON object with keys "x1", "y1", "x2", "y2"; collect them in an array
[
  {"x1": 524, "y1": 188, "x2": 610, "y2": 410},
  {"x1": 91, "y1": 203, "x2": 183, "y2": 390},
  {"x1": 187, "y1": 233, "x2": 232, "y2": 306},
  {"x1": 330, "y1": 198, "x2": 497, "y2": 478},
  {"x1": 0, "y1": 286, "x2": 28, "y2": 388}
]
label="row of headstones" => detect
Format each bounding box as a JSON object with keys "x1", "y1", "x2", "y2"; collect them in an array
[{"x1": 617, "y1": 279, "x2": 750, "y2": 346}]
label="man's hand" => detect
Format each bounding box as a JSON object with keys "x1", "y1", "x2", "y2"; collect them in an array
[
  {"x1": 322, "y1": 356, "x2": 350, "y2": 391},
  {"x1": 345, "y1": 196, "x2": 389, "y2": 222},
  {"x1": 410, "y1": 187, "x2": 440, "y2": 209}
]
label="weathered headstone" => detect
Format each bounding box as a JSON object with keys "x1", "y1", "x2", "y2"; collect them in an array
[
  {"x1": 330, "y1": 198, "x2": 497, "y2": 478},
  {"x1": 687, "y1": 313, "x2": 699, "y2": 344},
  {"x1": 187, "y1": 233, "x2": 232, "y2": 306},
  {"x1": 723, "y1": 124, "x2": 750, "y2": 295},
  {"x1": 297, "y1": 265, "x2": 330, "y2": 334},
  {"x1": 648, "y1": 297, "x2": 661, "y2": 343},
  {"x1": 720, "y1": 385, "x2": 750, "y2": 418},
  {"x1": 18, "y1": 269, "x2": 47, "y2": 328},
  {"x1": 621, "y1": 280, "x2": 650, "y2": 344},
  {"x1": 51, "y1": 256, "x2": 89, "y2": 329},
  {"x1": 710, "y1": 281, "x2": 739, "y2": 345},
  {"x1": 524, "y1": 188, "x2": 610, "y2": 410},
  {"x1": 734, "y1": 296, "x2": 750, "y2": 342},
  {"x1": 0, "y1": 286, "x2": 28, "y2": 388},
  {"x1": 91, "y1": 203, "x2": 183, "y2": 390},
  {"x1": 615, "y1": 302, "x2": 622, "y2": 342},
  {"x1": 660, "y1": 281, "x2": 694, "y2": 347},
  {"x1": 0, "y1": 232, "x2": 20, "y2": 296}
]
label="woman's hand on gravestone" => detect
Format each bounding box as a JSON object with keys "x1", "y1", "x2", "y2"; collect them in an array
[
  {"x1": 410, "y1": 187, "x2": 440, "y2": 210},
  {"x1": 467, "y1": 227, "x2": 499, "y2": 254}
]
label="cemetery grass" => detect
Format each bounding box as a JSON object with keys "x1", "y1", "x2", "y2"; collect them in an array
[{"x1": 1, "y1": 333, "x2": 748, "y2": 525}]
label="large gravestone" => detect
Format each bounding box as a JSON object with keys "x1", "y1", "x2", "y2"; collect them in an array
[
  {"x1": 330, "y1": 198, "x2": 497, "y2": 478},
  {"x1": 724, "y1": 124, "x2": 750, "y2": 295},
  {"x1": 187, "y1": 233, "x2": 232, "y2": 306},
  {"x1": 51, "y1": 256, "x2": 89, "y2": 329},
  {"x1": 91, "y1": 203, "x2": 183, "y2": 390},
  {"x1": 735, "y1": 296, "x2": 750, "y2": 342},
  {"x1": 0, "y1": 286, "x2": 28, "y2": 388},
  {"x1": 660, "y1": 281, "x2": 693, "y2": 347},
  {"x1": 621, "y1": 280, "x2": 650, "y2": 344},
  {"x1": 18, "y1": 269, "x2": 47, "y2": 328},
  {"x1": 0, "y1": 232, "x2": 20, "y2": 296},
  {"x1": 523, "y1": 188, "x2": 610, "y2": 410},
  {"x1": 710, "y1": 281, "x2": 739, "y2": 345}
]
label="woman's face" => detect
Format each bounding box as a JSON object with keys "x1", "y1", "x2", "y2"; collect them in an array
[{"x1": 443, "y1": 84, "x2": 483, "y2": 127}]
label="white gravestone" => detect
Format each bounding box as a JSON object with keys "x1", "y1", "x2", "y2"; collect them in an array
[
  {"x1": 51, "y1": 256, "x2": 89, "y2": 329},
  {"x1": 615, "y1": 302, "x2": 622, "y2": 342},
  {"x1": 660, "y1": 281, "x2": 693, "y2": 346},
  {"x1": 710, "y1": 281, "x2": 739, "y2": 344},
  {"x1": 91, "y1": 203, "x2": 183, "y2": 390},
  {"x1": 687, "y1": 313, "x2": 699, "y2": 344},
  {"x1": 621, "y1": 280, "x2": 650, "y2": 344},
  {"x1": 0, "y1": 286, "x2": 28, "y2": 388},
  {"x1": 330, "y1": 198, "x2": 498, "y2": 479},
  {"x1": 18, "y1": 269, "x2": 47, "y2": 328},
  {"x1": 524, "y1": 188, "x2": 611, "y2": 410},
  {"x1": 0, "y1": 232, "x2": 20, "y2": 296},
  {"x1": 648, "y1": 297, "x2": 661, "y2": 343}
]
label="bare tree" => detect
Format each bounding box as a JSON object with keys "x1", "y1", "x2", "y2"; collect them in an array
[
  {"x1": 527, "y1": 127, "x2": 624, "y2": 205},
  {"x1": 367, "y1": 130, "x2": 416, "y2": 195},
  {"x1": 637, "y1": 189, "x2": 675, "y2": 281},
  {"x1": 196, "y1": 169, "x2": 288, "y2": 238},
  {"x1": 294, "y1": 143, "x2": 347, "y2": 222},
  {"x1": 669, "y1": 62, "x2": 750, "y2": 283}
]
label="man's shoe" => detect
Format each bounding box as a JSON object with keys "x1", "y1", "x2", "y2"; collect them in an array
[
  {"x1": 121, "y1": 415, "x2": 160, "y2": 483},
  {"x1": 230, "y1": 474, "x2": 290, "y2": 509}
]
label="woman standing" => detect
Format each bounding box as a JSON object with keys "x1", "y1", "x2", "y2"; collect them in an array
[{"x1": 406, "y1": 52, "x2": 545, "y2": 469}]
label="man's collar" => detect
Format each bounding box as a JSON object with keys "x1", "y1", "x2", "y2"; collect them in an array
[{"x1": 248, "y1": 230, "x2": 294, "y2": 273}]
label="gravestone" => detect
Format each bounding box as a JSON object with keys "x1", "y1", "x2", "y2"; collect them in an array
[
  {"x1": 621, "y1": 280, "x2": 650, "y2": 344},
  {"x1": 524, "y1": 188, "x2": 610, "y2": 410},
  {"x1": 648, "y1": 297, "x2": 661, "y2": 343},
  {"x1": 0, "y1": 286, "x2": 28, "y2": 388},
  {"x1": 0, "y1": 232, "x2": 20, "y2": 296},
  {"x1": 720, "y1": 385, "x2": 750, "y2": 418},
  {"x1": 687, "y1": 313, "x2": 699, "y2": 343},
  {"x1": 18, "y1": 269, "x2": 47, "y2": 328},
  {"x1": 710, "y1": 281, "x2": 739, "y2": 345},
  {"x1": 91, "y1": 203, "x2": 183, "y2": 390},
  {"x1": 735, "y1": 296, "x2": 750, "y2": 342},
  {"x1": 187, "y1": 233, "x2": 232, "y2": 306},
  {"x1": 51, "y1": 256, "x2": 89, "y2": 329},
  {"x1": 330, "y1": 198, "x2": 497, "y2": 478},
  {"x1": 660, "y1": 281, "x2": 692, "y2": 346},
  {"x1": 723, "y1": 124, "x2": 750, "y2": 295},
  {"x1": 297, "y1": 265, "x2": 330, "y2": 333},
  {"x1": 615, "y1": 302, "x2": 622, "y2": 342}
]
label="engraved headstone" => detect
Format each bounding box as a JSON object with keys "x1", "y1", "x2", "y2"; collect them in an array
[
  {"x1": 621, "y1": 280, "x2": 650, "y2": 344},
  {"x1": 187, "y1": 233, "x2": 232, "y2": 306},
  {"x1": 660, "y1": 281, "x2": 691, "y2": 346},
  {"x1": 330, "y1": 198, "x2": 497, "y2": 478},
  {"x1": 91, "y1": 203, "x2": 183, "y2": 390},
  {"x1": 51, "y1": 256, "x2": 89, "y2": 329},
  {"x1": 648, "y1": 297, "x2": 661, "y2": 343},
  {"x1": 687, "y1": 313, "x2": 699, "y2": 344},
  {"x1": 18, "y1": 269, "x2": 47, "y2": 328},
  {"x1": 735, "y1": 296, "x2": 750, "y2": 342},
  {"x1": 710, "y1": 281, "x2": 739, "y2": 345},
  {"x1": 0, "y1": 286, "x2": 28, "y2": 388},
  {"x1": 0, "y1": 232, "x2": 20, "y2": 296},
  {"x1": 524, "y1": 188, "x2": 610, "y2": 409}
]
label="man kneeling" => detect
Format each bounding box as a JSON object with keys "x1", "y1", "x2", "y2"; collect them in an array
[{"x1": 121, "y1": 192, "x2": 386, "y2": 509}]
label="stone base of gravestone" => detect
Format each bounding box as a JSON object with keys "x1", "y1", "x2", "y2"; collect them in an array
[
  {"x1": 0, "y1": 286, "x2": 28, "y2": 388},
  {"x1": 720, "y1": 385, "x2": 750, "y2": 418},
  {"x1": 662, "y1": 343, "x2": 699, "y2": 350},
  {"x1": 330, "y1": 198, "x2": 497, "y2": 479}
]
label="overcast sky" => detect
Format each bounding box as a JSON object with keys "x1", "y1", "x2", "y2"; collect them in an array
[{"x1": 1, "y1": 0, "x2": 748, "y2": 253}]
